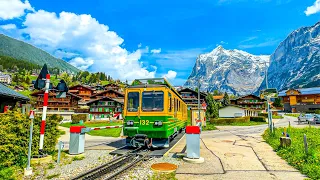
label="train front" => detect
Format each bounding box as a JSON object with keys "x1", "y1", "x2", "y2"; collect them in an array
[{"x1": 123, "y1": 85, "x2": 171, "y2": 149}]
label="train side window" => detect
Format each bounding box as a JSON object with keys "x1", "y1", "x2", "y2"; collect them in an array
[{"x1": 169, "y1": 93, "x2": 172, "y2": 112}]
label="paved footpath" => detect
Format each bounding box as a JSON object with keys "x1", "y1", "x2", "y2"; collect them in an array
[{"x1": 170, "y1": 116, "x2": 309, "y2": 180}]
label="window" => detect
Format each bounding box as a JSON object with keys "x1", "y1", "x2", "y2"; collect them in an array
[
  {"x1": 142, "y1": 91, "x2": 164, "y2": 111},
  {"x1": 127, "y1": 92, "x2": 139, "y2": 112}
]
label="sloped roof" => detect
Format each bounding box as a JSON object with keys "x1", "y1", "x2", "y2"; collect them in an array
[
  {"x1": 278, "y1": 87, "x2": 320, "y2": 96},
  {"x1": 30, "y1": 90, "x2": 82, "y2": 99},
  {"x1": 69, "y1": 84, "x2": 93, "y2": 91},
  {"x1": 0, "y1": 83, "x2": 29, "y2": 101},
  {"x1": 90, "y1": 89, "x2": 124, "y2": 98},
  {"x1": 86, "y1": 96, "x2": 124, "y2": 105}
]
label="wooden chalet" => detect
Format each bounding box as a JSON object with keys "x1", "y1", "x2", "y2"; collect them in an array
[
  {"x1": 68, "y1": 84, "x2": 94, "y2": 101},
  {"x1": 178, "y1": 88, "x2": 207, "y2": 110},
  {"x1": 0, "y1": 83, "x2": 30, "y2": 113},
  {"x1": 104, "y1": 83, "x2": 121, "y2": 92},
  {"x1": 230, "y1": 94, "x2": 266, "y2": 110},
  {"x1": 86, "y1": 96, "x2": 123, "y2": 120},
  {"x1": 31, "y1": 90, "x2": 82, "y2": 111},
  {"x1": 90, "y1": 89, "x2": 124, "y2": 99},
  {"x1": 278, "y1": 87, "x2": 320, "y2": 113}
]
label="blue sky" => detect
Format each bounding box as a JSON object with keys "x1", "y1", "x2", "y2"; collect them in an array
[{"x1": 0, "y1": 0, "x2": 319, "y2": 85}]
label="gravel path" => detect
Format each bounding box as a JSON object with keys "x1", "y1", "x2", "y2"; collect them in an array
[
  {"x1": 24, "y1": 150, "x2": 114, "y2": 180},
  {"x1": 113, "y1": 156, "x2": 182, "y2": 180}
]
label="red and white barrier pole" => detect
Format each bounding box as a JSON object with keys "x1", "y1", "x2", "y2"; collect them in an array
[
  {"x1": 89, "y1": 125, "x2": 123, "y2": 131},
  {"x1": 39, "y1": 74, "x2": 50, "y2": 154}
]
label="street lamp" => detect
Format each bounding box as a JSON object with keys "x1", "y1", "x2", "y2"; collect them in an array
[{"x1": 256, "y1": 59, "x2": 273, "y2": 132}]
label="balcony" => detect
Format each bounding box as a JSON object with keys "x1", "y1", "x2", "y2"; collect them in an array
[
  {"x1": 37, "y1": 98, "x2": 70, "y2": 102},
  {"x1": 237, "y1": 101, "x2": 265, "y2": 105}
]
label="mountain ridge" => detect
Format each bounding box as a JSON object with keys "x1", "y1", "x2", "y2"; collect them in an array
[
  {"x1": 184, "y1": 45, "x2": 270, "y2": 95},
  {"x1": 0, "y1": 34, "x2": 79, "y2": 73}
]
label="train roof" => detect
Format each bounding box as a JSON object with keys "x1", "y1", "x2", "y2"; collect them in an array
[{"x1": 127, "y1": 78, "x2": 182, "y2": 99}]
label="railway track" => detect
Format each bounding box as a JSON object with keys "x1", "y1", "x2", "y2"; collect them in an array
[{"x1": 71, "y1": 147, "x2": 150, "y2": 180}]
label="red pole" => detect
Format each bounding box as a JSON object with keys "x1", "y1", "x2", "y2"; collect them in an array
[{"x1": 39, "y1": 74, "x2": 50, "y2": 154}]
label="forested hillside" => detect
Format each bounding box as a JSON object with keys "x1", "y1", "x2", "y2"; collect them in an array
[{"x1": 0, "y1": 34, "x2": 79, "y2": 73}]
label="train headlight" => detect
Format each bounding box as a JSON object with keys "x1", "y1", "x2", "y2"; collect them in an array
[
  {"x1": 126, "y1": 121, "x2": 134, "y2": 126},
  {"x1": 154, "y1": 121, "x2": 163, "y2": 126}
]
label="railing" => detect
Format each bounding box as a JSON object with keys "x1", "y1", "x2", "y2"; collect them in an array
[{"x1": 237, "y1": 101, "x2": 265, "y2": 104}]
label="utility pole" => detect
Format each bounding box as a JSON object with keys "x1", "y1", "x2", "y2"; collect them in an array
[{"x1": 198, "y1": 79, "x2": 201, "y2": 122}]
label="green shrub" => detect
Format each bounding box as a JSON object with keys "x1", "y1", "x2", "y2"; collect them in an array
[
  {"x1": 0, "y1": 110, "x2": 61, "y2": 170},
  {"x1": 0, "y1": 167, "x2": 16, "y2": 180},
  {"x1": 71, "y1": 114, "x2": 87, "y2": 124},
  {"x1": 316, "y1": 110, "x2": 320, "y2": 114},
  {"x1": 250, "y1": 116, "x2": 266, "y2": 122},
  {"x1": 210, "y1": 116, "x2": 250, "y2": 124},
  {"x1": 258, "y1": 113, "x2": 268, "y2": 118}
]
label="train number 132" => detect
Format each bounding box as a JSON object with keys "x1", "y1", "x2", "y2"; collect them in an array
[{"x1": 140, "y1": 120, "x2": 149, "y2": 125}]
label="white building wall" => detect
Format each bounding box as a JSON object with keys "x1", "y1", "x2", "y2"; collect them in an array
[{"x1": 219, "y1": 106, "x2": 245, "y2": 118}]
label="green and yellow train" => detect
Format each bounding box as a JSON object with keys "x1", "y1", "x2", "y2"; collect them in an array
[{"x1": 123, "y1": 78, "x2": 187, "y2": 148}]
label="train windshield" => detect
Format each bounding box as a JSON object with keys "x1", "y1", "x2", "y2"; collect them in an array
[
  {"x1": 142, "y1": 91, "x2": 164, "y2": 111},
  {"x1": 127, "y1": 92, "x2": 140, "y2": 112}
]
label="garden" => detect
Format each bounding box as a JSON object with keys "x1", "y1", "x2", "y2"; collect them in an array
[
  {"x1": 0, "y1": 110, "x2": 63, "y2": 179},
  {"x1": 263, "y1": 127, "x2": 320, "y2": 179}
]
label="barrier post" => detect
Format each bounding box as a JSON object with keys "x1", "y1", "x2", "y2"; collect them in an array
[
  {"x1": 39, "y1": 74, "x2": 50, "y2": 156},
  {"x1": 183, "y1": 126, "x2": 204, "y2": 163},
  {"x1": 24, "y1": 110, "x2": 35, "y2": 176}
]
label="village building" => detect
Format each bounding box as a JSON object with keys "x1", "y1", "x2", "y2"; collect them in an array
[
  {"x1": 278, "y1": 87, "x2": 320, "y2": 113},
  {"x1": 230, "y1": 94, "x2": 266, "y2": 110},
  {"x1": 31, "y1": 90, "x2": 82, "y2": 111},
  {"x1": 178, "y1": 88, "x2": 207, "y2": 110},
  {"x1": 219, "y1": 105, "x2": 259, "y2": 118},
  {"x1": 68, "y1": 84, "x2": 94, "y2": 101},
  {"x1": 0, "y1": 83, "x2": 29, "y2": 113},
  {"x1": 104, "y1": 83, "x2": 121, "y2": 92},
  {"x1": 0, "y1": 73, "x2": 11, "y2": 84},
  {"x1": 86, "y1": 96, "x2": 123, "y2": 120},
  {"x1": 90, "y1": 89, "x2": 124, "y2": 99}
]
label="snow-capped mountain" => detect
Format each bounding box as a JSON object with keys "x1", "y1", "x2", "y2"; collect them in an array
[
  {"x1": 257, "y1": 21, "x2": 320, "y2": 92},
  {"x1": 184, "y1": 45, "x2": 270, "y2": 95}
]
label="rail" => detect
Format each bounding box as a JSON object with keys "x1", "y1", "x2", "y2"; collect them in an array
[{"x1": 71, "y1": 147, "x2": 148, "y2": 180}]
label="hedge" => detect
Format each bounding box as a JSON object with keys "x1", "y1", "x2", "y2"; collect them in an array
[
  {"x1": 210, "y1": 116, "x2": 250, "y2": 124},
  {"x1": 250, "y1": 116, "x2": 266, "y2": 122},
  {"x1": 258, "y1": 113, "x2": 268, "y2": 118},
  {"x1": 71, "y1": 114, "x2": 87, "y2": 124},
  {"x1": 0, "y1": 110, "x2": 61, "y2": 171}
]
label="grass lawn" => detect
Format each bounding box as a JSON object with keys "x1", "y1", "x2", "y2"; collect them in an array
[
  {"x1": 263, "y1": 127, "x2": 320, "y2": 179},
  {"x1": 272, "y1": 115, "x2": 284, "y2": 119},
  {"x1": 59, "y1": 121, "x2": 123, "y2": 137},
  {"x1": 284, "y1": 113, "x2": 300, "y2": 117},
  {"x1": 87, "y1": 128, "x2": 121, "y2": 137}
]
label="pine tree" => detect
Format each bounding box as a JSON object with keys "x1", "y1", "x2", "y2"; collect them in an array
[
  {"x1": 273, "y1": 98, "x2": 283, "y2": 107},
  {"x1": 222, "y1": 92, "x2": 230, "y2": 106},
  {"x1": 205, "y1": 93, "x2": 219, "y2": 120}
]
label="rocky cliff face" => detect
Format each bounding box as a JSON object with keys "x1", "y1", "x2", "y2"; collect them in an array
[
  {"x1": 184, "y1": 45, "x2": 270, "y2": 95},
  {"x1": 258, "y1": 21, "x2": 320, "y2": 92}
]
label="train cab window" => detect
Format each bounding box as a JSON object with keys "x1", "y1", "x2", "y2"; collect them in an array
[
  {"x1": 169, "y1": 93, "x2": 172, "y2": 112},
  {"x1": 127, "y1": 92, "x2": 139, "y2": 112},
  {"x1": 142, "y1": 91, "x2": 164, "y2": 111}
]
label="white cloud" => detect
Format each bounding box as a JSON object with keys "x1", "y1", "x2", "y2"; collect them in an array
[
  {"x1": 151, "y1": 48, "x2": 161, "y2": 54},
  {"x1": 0, "y1": 0, "x2": 33, "y2": 20},
  {"x1": 69, "y1": 57, "x2": 94, "y2": 70},
  {"x1": 18, "y1": 9, "x2": 155, "y2": 80},
  {"x1": 0, "y1": 24, "x2": 17, "y2": 30},
  {"x1": 162, "y1": 70, "x2": 177, "y2": 80},
  {"x1": 138, "y1": 43, "x2": 142, "y2": 48},
  {"x1": 305, "y1": 0, "x2": 320, "y2": 16}
]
